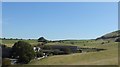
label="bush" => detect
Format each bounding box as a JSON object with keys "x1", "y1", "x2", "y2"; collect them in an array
[
  {"x1": 101, "y1": 42, "x2": 104, "y2": 44},
  {"x1": 60, "y1": 48, "x2": 72, "y2": 54},
  {"x1": 11, "y1": 41, "x2": 36, "y2": 64},
  {"x1": 70, "y1": 42, "x2": 74, "y2": 44},
  {"x1": 43, "y1": 45, "x2": 52, "y2": 50},
  {"x1": 36, "y1": 51, "x2": 44, "y2": 57},
  {"x1": 53, "y1": 49, "x2": 61, "y2": 55},
  {"x1": 107, "y1": 41, "x2": 110, "y2": 43}
]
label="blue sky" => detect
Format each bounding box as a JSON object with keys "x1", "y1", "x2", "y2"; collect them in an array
[
  {"x1": 2, "y1": 2, "x2": 118, "y2": 40},
  {"x1": 2, "y1": 0, "x2": 119, "y2": 2}
]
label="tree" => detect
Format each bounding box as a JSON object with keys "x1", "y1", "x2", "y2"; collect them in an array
[
  {"x1": 53, "y1": 49, "x2": 63, "y2": 55},
  {"x1": 36, "y1": 51, "x2": 44, "y2": 57},
  {"x1": 70, "y1": 42, "x2": 74, "y2": 44},
  {"x1": 10, "y1": 38, "x2": 13, "y2": 40},
  {"x1": 11, "y1": 41, "x2": 36, "y2": 64},
  {"x1": 43, "y1": 45, "x2": 52, "y2": 50},
  {"x1": 38, "y1": 37, "x2": 47, "y2": 42},
  {"x1": 3, "y1": 38, "x2": 6, "y2": 40}
]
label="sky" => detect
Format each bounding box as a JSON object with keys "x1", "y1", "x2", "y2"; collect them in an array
[
  {"x1": 2, "y1": 2, "x2": 118, "y2": 40},
  {"x1": 2, "y1": 0, "x2": 120, "y2": 2}
]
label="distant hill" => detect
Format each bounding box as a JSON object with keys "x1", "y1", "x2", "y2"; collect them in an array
[{"x1": 96, "y1": 30, "x2": 120, "y2": 42}]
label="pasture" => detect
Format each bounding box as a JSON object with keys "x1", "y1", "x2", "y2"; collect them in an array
[
  {"x1": 29, "y1": 40, "x2": 118, "y2": 65},
  {"x1": 1, "y1": 39, "x2": 38, "y2": 47},
  {"x1": 1, "y1": 39, "x2": 118, "y2": 65}
]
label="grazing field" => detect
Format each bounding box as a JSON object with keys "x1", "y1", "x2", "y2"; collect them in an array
[
  {"x1": 1, "y1": 39, "x2": 38, "y2": 47},
  {"x1": 1, "y1": 39, "x2": 118, "y2": 65},
  {"x1": 29, "y1": 40, "x2": 118, "y2": 65}
]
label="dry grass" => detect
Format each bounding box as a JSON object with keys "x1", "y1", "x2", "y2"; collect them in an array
[
  {"x1": 2, "y1": 39, "x2": 118, "y2": 65},
  {"x1": 29, "y1": 40, "x2": 118, "y2": 65}
]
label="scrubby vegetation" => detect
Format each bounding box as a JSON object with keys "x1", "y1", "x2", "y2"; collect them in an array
[{"x1": 11, "y1": 41, "x2": 36, "y2": 64}]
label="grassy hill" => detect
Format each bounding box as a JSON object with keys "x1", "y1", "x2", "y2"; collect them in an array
[
  {"x1": 28, "y1": 30, "x2": 119, "y2": 65},
  {"x1": 96, "y1": 30, "x2": 120, "y2": 41}
]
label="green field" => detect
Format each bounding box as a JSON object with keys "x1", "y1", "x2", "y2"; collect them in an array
[
  {"x1": 2, "y1": 39, "x2": 118, "y2": 65},
  {"x1": 1, "y1": 39, "x2": 38, "y2": 47},
  {"x1": 28, "y1": 40, "x2": 118, "y2": 65}
]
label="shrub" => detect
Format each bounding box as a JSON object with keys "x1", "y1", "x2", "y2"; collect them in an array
[
  {"x1": 11, "y1": 41, "x2": 36, "y2": 64},
  {"x1": 60, "y1": 48, "x2": 72, "y2": 54},
  {"x1": 36, "y1": 51, "x2": 44, "y2": 57},
  {"x1": 43, "y1": 45, "x2": 52, "y2": 50},
  {"x1": 70, "y1": 42, "x2": 74, "y2": 44},
  {"x1": 101, "y1": 42, "x2": 104, "y2": 44},
  {"x1": 53, "y1": 49, "x2": 61, "y2": 55}
]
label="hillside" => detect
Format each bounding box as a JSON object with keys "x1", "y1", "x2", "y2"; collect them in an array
[{"x1": 96, "y1": 30, "x2": 120, "y2": 41}]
